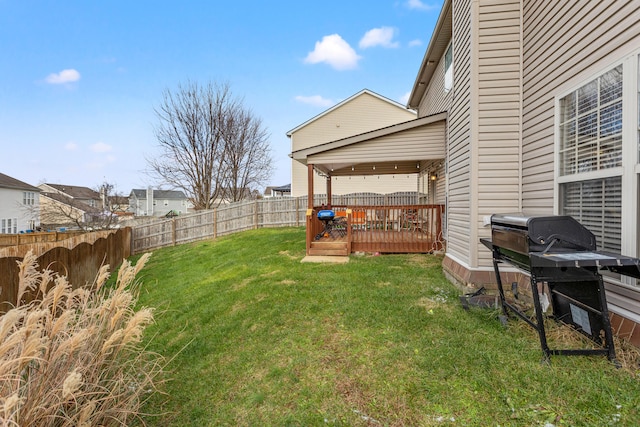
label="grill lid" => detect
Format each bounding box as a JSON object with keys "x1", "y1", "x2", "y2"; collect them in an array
[{"x1": 491, "y1": 214, "x2": 597, "y2": 253}]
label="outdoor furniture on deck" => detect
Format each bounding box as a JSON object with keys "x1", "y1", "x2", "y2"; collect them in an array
[
  {"x1": 314, "y1": 209, "x2": 347, "y2": 240},
  {"x1": 306, "y1": 204, "x2": 445, "y2": 255},
  {"x1": 351, "y1": 210, "x2": 367, "y2": 230}
]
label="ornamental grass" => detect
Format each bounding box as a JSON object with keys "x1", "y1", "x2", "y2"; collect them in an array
[{"x1": 0, "y1": 251, "x2": 163, "y2": 426}]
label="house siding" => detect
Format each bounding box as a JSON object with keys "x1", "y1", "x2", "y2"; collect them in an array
[
  {"x1": 290, "y1": 91, "x2": 416, "y2": 197},
  {"x1": 0, "y1": 188, "x2": 39, "y2": 232},
  {"x1": 522, "y1": 0, "x2": 640, "y2": 318},
  {"x1": 521, "y1": 0, "x2": 640, "y2": 214},
  {"x1": 308, "y1": 122, "x2": 446, "y2": 163},
  {"x1": 418, "y1": 53, "x2": 452, "y2": 116},
  {"x1": 475, "y1": 0, "x2": 522, "y2": 266},
  {"x1": 291, "y1": 92, "x2": 416, "y2": 151},
  {"x1": 444, "y1": 0, "x2": 473, "y2": 265}
]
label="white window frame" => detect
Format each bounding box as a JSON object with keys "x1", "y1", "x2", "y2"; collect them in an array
[
  {"x1": 444, "y1": 43, "x2": 453, "y2": 93},
  {"x1": 555, "y1": 51, "x2": 640, "y2": 290},
  {"x1": 23, "y1": 191, "x2": 35, "y2": 205}
]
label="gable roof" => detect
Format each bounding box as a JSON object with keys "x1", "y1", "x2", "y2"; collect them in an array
[
  {"x1": 0, "y1": 173, "x2": 40, "y2": 192},
  {"x1": 40, "y1": 191, "x2": 95, "y2": 213},
  {"x1": 286, "y1": 89, "x2": 414, "y2": 136},
  {"x1": 42, "y1": 183, "x2": 100, "y2": 200},
  {"x1": 130, "y1": 189, "x2": 187, "y2": 199}
]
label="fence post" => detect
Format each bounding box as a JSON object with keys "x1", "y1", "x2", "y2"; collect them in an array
[
  {"x1": 172, "y1": 219, "x2": 177, "y2": 246},
  {"x1": 213, "y1": 208, "x2": 217, "y2": 239},
  {"x1": 295, "y1": 197, "x2": 299, "y2": 227},
  {"x1": 254, "y1": 201, "x2": 258, "y2": 229}
]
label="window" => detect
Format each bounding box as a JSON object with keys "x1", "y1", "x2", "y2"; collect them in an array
[
  {"x1": 556, "y1": 52, "x2": 640, "y2": 289},
  {"x1": 558, "y1": 65, "x2": 624, "y2": 253},
  {"x1": 23, "y1": 191, "x2": 35, "y2": 205},
  {"x1": 444, "y1": 43, "x2": 453, "y2": 92},
  {"x1": 559, "y1": 66, "x2": 623, "y2": 175},
  {"x1": 560, "y1": 177, "x2": 621, "y2": 252},
  {"x1": 1, "y1": 218, "x2": 17, "y2": 234}
]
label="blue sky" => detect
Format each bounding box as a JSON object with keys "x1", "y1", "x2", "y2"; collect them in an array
[{"x1": 0, "y1": 0, "x2": 442, "y2": 194}]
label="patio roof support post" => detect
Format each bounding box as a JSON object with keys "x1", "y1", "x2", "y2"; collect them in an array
[
  {"x1": 326, "y1": 174, "x2": 332, "y2": 209},
  {"x1": 307, "y1": 164, "x2": 314, "y2": 209}
]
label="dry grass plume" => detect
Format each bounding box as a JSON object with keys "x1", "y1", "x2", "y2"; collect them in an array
[{"x1": 0, "y1": 251, "x2": 163, "y2": 426}]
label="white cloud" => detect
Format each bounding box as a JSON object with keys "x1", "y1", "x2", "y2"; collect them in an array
[
  {"x1": 294, "y1": 95, "x2": 334, "y2": 108},
  {"x1": 409, "y1": 39, "x2": 423, "y2": 47},
  {"x1": 304, "y1": 34, "x2": 361, "y2": 70},
  {"x1": 406, "y1": 0, "x2": 440, "y2": 11},
  {"x1": 45, "y1": 69, "x2": 81, "y2": 84},
  {"x1": 64, "y1": 142, "x2": 78, "y2": 151},
  {"x1": 359, "y1": 27, "x2": 399, "y2": 49},
  {"x1": 90, "y1": 142, "x2": 112, "y2": 153}
]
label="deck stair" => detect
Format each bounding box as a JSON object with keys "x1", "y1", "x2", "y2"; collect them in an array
[{"x1": 309, "y1": 240, "x2": 348, "y2": 256}]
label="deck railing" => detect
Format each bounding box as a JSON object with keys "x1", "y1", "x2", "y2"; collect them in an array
[{"x1": 307, "y1": 204, "x2": 445, "y2": 254}]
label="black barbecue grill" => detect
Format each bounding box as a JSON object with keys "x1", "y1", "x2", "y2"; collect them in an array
[{"x1": 481, "y1": 214, "x2": 640, "y2": 363}]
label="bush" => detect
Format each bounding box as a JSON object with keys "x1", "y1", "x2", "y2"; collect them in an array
[{"x1": 0, "y1": 251, "x2": 162, "y2": 426}]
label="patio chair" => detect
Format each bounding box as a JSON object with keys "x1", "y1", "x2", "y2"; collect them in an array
[{"x1": 351, "y1": 210, "x2": 367, "y2": 230}]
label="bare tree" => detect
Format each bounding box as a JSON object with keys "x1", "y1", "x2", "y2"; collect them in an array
[
  {"x1": 220, "y1": 106, "x2": 272, "y2": 203},
  {"x1": 148, "y1": 81, "x2": 273, "y2": 210}
]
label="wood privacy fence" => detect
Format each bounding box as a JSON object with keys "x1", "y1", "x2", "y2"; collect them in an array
[
  {"x1": 131, "y1": 192, "x2": 428, "y2": 253},
  {"x1": 0, "y1": 230, "x2": 86, "y2": 247},
  {"x1": 0, "y1": 228, "x2": 131, "y2": 313}
]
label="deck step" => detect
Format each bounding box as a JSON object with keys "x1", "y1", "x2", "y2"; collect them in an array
[
  {"x1": 308, "y1": 248, "x2": 348, "y2": 256},
  {"x1": 309, "y1": 241, "x2": 348, "y2": 256}
]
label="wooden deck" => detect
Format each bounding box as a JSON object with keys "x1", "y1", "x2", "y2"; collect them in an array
[{"x1": 306, "y1": 204, "x2": 445, "y2": 256}]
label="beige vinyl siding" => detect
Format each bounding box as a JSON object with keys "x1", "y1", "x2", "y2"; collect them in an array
[
  {"x1": 418, "y1": 160, "x2": 446, "y2": 204},
  {"x1": 522, "y1": 0, "x2": 640, "y2": 214},
  {"x1": 291, "y1": 93, "x2": 416, "y2": 151},
  {"x1": 327, "y1": 175, "x2": 417, "y2": 196},
  {"x1": 308, "y1": 122, "x2": 445, "y2": 163},
  {"x1": 418, "y1": 52, "x2": 452, "y2": 116},
  {"x1": 290, "y1": 92, "x2": 416, "y2": 196},
  {"x1": 293, "y1": 161, "x2": 417, "y2": 196},
  {"x1": 475, "y1": 0, "x2": 522, "y2": 266},
  {"x1": 445, "y1": 0, "x2": 473, "y2": 264},
  {"x1": 522, "y1": 0, "x2": 640, "y2": 318}
]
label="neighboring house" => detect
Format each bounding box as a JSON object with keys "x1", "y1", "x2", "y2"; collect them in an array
[
  {"x1": 292, "y1": 1, "x2": 640, "y2": 336},
  {"x1": 129, "y1": 188, "x2": 190, "y2": 217},
  {"x1": 287, "y1": 89, "x2": 418, "y2": 197},
  {"x1": 38, "y1": 191, "x2": 95, "y2": 229},
  {"x1": 264, "y1": 184, "x2": 291, "y2": 198},
  {"x1": 0, "y1": 172, "x2": 40, "y2": 233},
  {"x1": 38, "y1": 183, "x2": 134, "y2": 229},
  {"x1": 38, "y1": 183, "x2": 102, "y2": 209}
]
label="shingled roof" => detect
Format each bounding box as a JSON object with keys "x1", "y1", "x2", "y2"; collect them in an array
[
  {"x1": 130, "y1": 189, "x2": 187, "y2": 199},
  {"x1": 43, "y1": 183, "x2": 100, "y2": 199},
  {"x1": 0, "y1": 173, "x2": 40, "y2": 192}
]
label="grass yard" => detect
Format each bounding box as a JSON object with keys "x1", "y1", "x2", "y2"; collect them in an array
[{"x1": 133, "y1": 227, "x2": 640, "y2": 426}]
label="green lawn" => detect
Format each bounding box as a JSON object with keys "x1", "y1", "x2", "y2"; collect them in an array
[{"x1": 134, "y1": 227, "x2": 640, "y2": 426}]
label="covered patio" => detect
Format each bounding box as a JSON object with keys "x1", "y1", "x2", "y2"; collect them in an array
[{"x1": 291, "y1": 113, "x2": 448, "y2": 256}]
